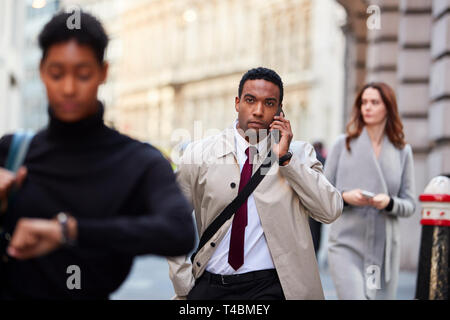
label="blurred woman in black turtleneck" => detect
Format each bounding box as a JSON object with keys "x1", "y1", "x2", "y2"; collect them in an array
[{"x1": 0, "y1": 11, "x2": 195, "y2": 299}]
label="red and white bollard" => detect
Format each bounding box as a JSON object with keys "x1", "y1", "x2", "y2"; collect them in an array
[{"x1": 415, "y1": 176, "x2": 450, "y2": 300}]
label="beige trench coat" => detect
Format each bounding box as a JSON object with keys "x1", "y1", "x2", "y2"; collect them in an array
[{"x1": 167, "y1": 127, "x2": 343, "y2": 300}]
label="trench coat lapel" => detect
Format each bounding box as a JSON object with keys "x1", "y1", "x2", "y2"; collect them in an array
[{"x1": 218, "y1": 124, "x2": 274, "y2": 175}]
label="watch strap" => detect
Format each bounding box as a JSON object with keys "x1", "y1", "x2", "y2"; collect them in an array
[
  {"x1": 279, "y1": 151, "x2": 293, "y2": 166},
  {"x1": 56, "y1": 212, "x2": 75, "y2": 246}
]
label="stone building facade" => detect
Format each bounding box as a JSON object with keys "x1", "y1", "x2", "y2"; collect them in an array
[
  {"x1": 114, "y1": 0, "x2": 346, "y2": 156},
  {"x1": 0, "y1": 0, "x2": 26, "y2": 136},
  {"x1": 60, "y1": 0, "x2": 146, "y2": 127},
  {"x1": 22, "y1": 0, "x2": 60, "y2": 131}
]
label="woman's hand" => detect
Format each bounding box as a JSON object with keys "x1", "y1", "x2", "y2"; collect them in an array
[
  {"x1": 342, "y1": 189, "x2": 371, "y2": 207},
  {"x1": 369, "y1": 194, "x2": 391, "y2": 210},
  {"x1": 7, "y1": 216, "x2": 77, "y2": 260},
  {"x1": 7, "y1": 218, "x2": 63, "y2": 260}
]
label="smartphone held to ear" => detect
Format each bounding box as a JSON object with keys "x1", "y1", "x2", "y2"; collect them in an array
[{"x1": 272, "y1": 107, "x2": 284, "y2": 144}]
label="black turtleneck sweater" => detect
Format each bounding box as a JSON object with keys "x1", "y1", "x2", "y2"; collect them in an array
[{"x1": 0, "y1": 104, "x2": 195, "y2": 299}]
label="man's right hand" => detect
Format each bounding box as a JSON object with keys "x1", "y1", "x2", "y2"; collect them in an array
[
  {"x1": 0, "y1": 166, "x2": 28, "y2": 213},
  {"x1": 342, "y1": 189, "x2": 371, "y2": 207}
]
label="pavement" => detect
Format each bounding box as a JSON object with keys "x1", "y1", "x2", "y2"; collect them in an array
[
  {"x1": 109, "y1": 255, "x2": 418, "y2": 300},
  {"x1": 110, "y1": 255, "x2": 175, "y2": 300},
  {"x1": 319, "y1": 261, "x2": 417, "y2": 300}
]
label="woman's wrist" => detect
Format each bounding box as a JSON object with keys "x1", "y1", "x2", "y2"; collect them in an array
[
  {"x1": 384, "y1": 197, "x2": 394, "y2": 211},
  {"x1": 56, "y1": 212, "x2": 78, "y2": 246}
]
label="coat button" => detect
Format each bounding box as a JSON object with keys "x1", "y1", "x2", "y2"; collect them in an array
[
  {"x1": 230, "y1": 183, "x2": 236, "y2": 189},
  {"x1": 196, "y1": 262, "x2": 201, "y2": 267},
  {"x1": 210, "y1": 242, "x2": 216, "y2": 247}
]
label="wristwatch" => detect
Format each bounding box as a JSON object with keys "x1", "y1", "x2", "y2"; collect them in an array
[
  {"x1": 56, "y1": 212, "x2": 75, "y2": 246},
  {"x1": 279, "y1": 151, "x2": 293, "y2": 166}
]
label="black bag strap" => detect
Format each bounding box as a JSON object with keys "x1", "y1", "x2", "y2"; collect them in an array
[
  {"x1": 1, "y1": 131, "x2": 34, "y2": 257},
  {"x1": 190, "y1": 152, "x2": 274, "y2": 263},
  {"x1": 0, "y1": 130, "x2": 34, "y2": 218}
]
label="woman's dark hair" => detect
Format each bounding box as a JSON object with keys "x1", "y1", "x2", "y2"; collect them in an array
[
  {"x1": 238, "y1": 67, "x2": 284, "y2": 104},
  {"x1": 345, "y1": 82, "x2": 406, "y2": 151},
  {"x1": 38, "y1": 10, "x2": 108, "y2": 64}
]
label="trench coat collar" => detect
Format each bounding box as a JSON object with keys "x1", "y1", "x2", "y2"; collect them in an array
[
  {"x1": 213, "y1": 126, "x2": 237, "y2": 159},
  {"x1": 213, "y1": 123, "x2": 272, "y2": 166}
]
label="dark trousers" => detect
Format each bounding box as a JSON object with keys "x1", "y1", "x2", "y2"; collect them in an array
[{"x1": 187, "y1": 269, "x2": 285, "y2": 300}]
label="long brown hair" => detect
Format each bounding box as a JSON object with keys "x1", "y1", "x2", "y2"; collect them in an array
[{"x1": 345, "y1": 82, "x2": 406, "y2": 151}]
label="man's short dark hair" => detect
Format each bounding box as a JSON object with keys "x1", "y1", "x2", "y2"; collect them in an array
[
  {"x1": 38, "y1": 10, "x2": 108, "y2": 64},
  {"x1": 238, "y1": 67, "x2": 284, "y2": 104}
]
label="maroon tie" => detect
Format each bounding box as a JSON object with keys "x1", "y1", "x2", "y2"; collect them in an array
[{"x1": 228, "y1": 147, "x2": 255, "y2": 270}]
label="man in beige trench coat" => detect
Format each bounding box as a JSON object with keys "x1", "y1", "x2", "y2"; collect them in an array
[{"x1": 168, "y1": 67, "x2": 343, "y2": 300}]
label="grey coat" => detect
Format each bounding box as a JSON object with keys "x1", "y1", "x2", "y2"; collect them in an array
[{"x1": 324, "y1": 128, "x2": 416, "y2": 299}]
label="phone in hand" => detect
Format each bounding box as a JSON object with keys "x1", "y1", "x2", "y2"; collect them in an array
[
  {"x1": 272, "y1": 107, "x2": 284, "y2": 144},
  {"x1": 361, "y1": 190, "x2": 375, "y2": 199}
]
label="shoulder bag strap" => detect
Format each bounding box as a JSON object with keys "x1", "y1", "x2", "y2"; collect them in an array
[
  {"x1": 0, "y1": 130, "x2": 34, "y2": 217},
  {"x1": 5, "y1": 130, "x2": 34, "y2": 173}
]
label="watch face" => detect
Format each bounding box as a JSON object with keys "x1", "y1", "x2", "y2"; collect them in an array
[{"x1": 57, "y1": 213, "x2": 68, "y2": 224}]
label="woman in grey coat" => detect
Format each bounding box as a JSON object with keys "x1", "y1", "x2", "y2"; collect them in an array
[{"x1": 325, "y1": 82, "x2": 416, "y2": 300}]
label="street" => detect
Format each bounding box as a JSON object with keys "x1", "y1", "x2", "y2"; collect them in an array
[{"x1": 110, "y1": 255, "x2": 417, "y2": 300}]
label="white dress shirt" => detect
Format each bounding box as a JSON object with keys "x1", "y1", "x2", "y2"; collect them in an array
[{"x1": 205, "y1": 121, "x2": 275, "y2": 275}]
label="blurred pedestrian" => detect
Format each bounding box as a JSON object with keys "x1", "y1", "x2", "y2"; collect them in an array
[
  {"x1": 0, "y1": 11, "x2": 195, "y2": 299},
  {"x1": 325, "y1": 82, "x2": 416, "y2": 300},
  {"x1": 309, "y1": 141, "x2": 326, "y2": 256},
  {"x1": 313, "y1": 141, "x2": 326, "y2": 165},
  {"x1": 168, "y1": 67, "x2": 342, "y2": 300}
]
